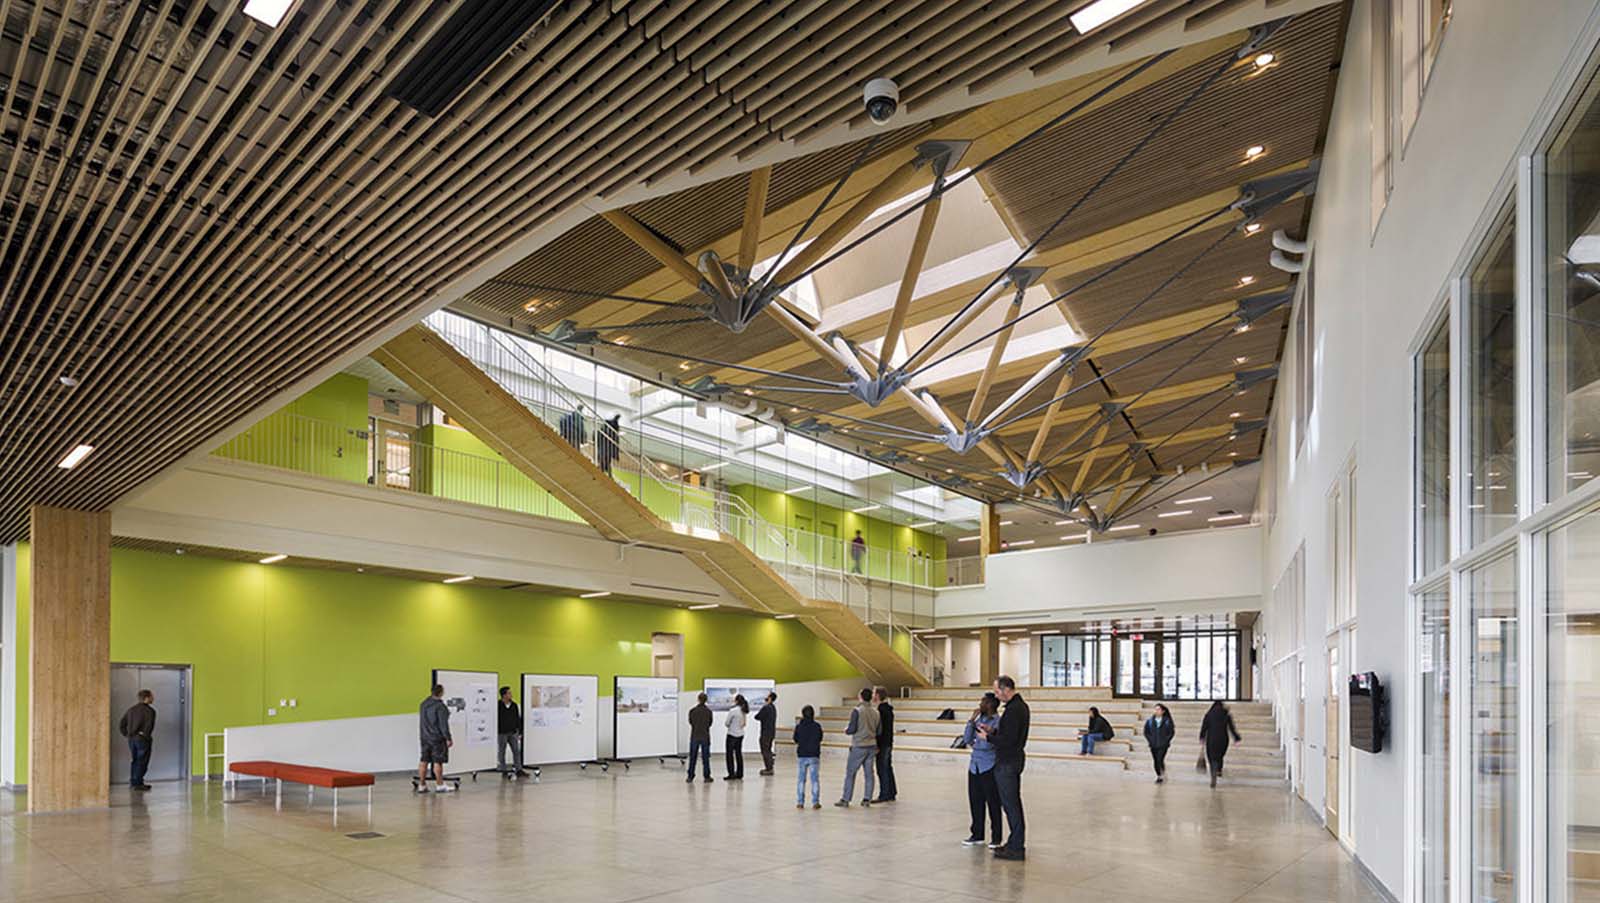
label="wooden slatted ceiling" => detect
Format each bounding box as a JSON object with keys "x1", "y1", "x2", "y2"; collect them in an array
[{"x1": 0, "y1": 0, "x2": 1315, "y2": 545}]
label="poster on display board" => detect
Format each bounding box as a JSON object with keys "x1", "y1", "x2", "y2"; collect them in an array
[
  {"x1": 433, "y1": 668, "x2": 499, "y2": 773},
  {"x1": 613, "y1": 676, "x2": 679, "y2": 760},
  {"x1": 704, "y1": 677, "x2": 775, "y2": 757},
  {"x1": 521, "y1": 673, "x2": 599, "y2": 766}
]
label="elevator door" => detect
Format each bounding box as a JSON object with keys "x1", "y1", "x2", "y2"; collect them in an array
[{"x1": 109, "y1": 664, "x2": 190, "y2": 784}]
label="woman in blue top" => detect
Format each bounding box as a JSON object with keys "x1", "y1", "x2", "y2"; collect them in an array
[{"x1": 962, "y1": 692, "x2": 1003, "y2": 848}]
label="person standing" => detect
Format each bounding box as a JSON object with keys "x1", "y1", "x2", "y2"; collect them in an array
[
  {"x1": 755, "y1": 691, "x2": 778, "y2": 776},
  {"x1": 979, "y1": 675, "x2": 1029, "y2": 860},
  {"x1": 850, "y1": 530, "x2": 866, "y2": 574},
  {"x1": 1199, "y1": 700, "x2": 1242, "y2": 788},
  {"x1": 793, "y1": 705, "x2": 824, "y2": 809},
  {"x1": 872, "y1": 686, "x2": 897, "y2": 803},
  {"x1": 118, "y1": 689, "x2": 156, "y2": 791},
  {"x1": 962, "y1": 692, "x2": 1002, "y2": 847},
  {"x1": 597, "y1": 414, "x2": 621, "y2": 475},
  {"x1": 687, "y1": 692, "x2": 714, "y2": 783},
  {"x1": 496, "y1": 686, "x2": 523, "y2": 778},
  {"x1": 835, "y1": 687, "x2": 880, "y2": 807},
  {"x1": 724, "y1": 694, "x2": 749, "y2": 781},
  {"x1": 418, "y1": 684, "x2": 454, "y2": 792},
  {"x1": 1079, "y1": 706, "x2": 1114, "y2": 755},
  {"x1": 1143, "y1": 704, "x2": 1176, "y2": 784}
]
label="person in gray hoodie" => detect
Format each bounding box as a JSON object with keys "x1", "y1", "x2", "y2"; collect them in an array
[
  {"x1": 418, "y1": 684, "x2": 454, "y2": 793},
  {"x1": 835, "y1": 687, "x2": 880, "y2": 808}
]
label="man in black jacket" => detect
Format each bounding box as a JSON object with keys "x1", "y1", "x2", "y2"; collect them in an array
[
  {"x1": 118, "y1": 689, "x2": 156, "y2": 790},
  {"x1": 755, "y1": 692, "x2": 778, "y2": 776},
  {"x1": 978, "y1": 675, "x2": 1030, "y2": 860},
  {"x1": 687, "y1": 693, "x2": 714, "y2": 782},
  {"x1": 496, "y1": 686, "x2": 524, "y2": 778},
  {"x1": 872, "y1": 686, "x2": 897, "y2": 802}
]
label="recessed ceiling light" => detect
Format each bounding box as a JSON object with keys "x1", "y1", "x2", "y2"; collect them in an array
[
  {"x1": 1253, "y1": 52, "x2": 1275, "y2": 68},
  {"x1": 242, "y1": 0, "x2": 293, "y2": 27},
  {"x1": 1209, "y1": 514, "x2": 1247, "y2": 522},
  {"x1": 1060, "y1": 534, "x2": 1088, "y2": 541},
  {"x1": 57, "y1": 443, "x2": 94, "y2": 469},
  {"x1": 174, "y1": 548, "x2": 185, "y2": 555},
  {"x1": 1244, "y1": 145, "x2": 1266, "y2": 161},
  {"x1": 1005, "y1": 539, "x2": 1035, "y2": 547},
  {"x1": 1157, "y1": 510, "x2": 1192, "y2": 518},
  {"x1": 916, "y1": 456, "x2": 926, "y2": 462},
  {"x1": 999, "y1": 628, "x2": 1030, "y2": 634},
  {"x1": 1175, "y1": 496, "x2": 1213, "y2": 504},
  {"x1": 1243, "y1": 222, "x2": 1263, "y2": 235},
  {"x1": 1238, "y1": 275, "x2": 1256, "y2": 286},
  {"x1": 1229, "y1": 451, "x2": 1239, "y2": 457},
  {"x1": 946, "y1": 468, "x2": 954, "y2": 473},
  {"x1": 1230, "y1": 412, "x2": 1242, "y2": 419},
  {"x1": 909, "y1": 521, "x2": 937, "y2": 529},
  {"x1": 579, "y1": 590, "x2": 611, "y2": 598},
  {"x1": 58, "y1": 375, "x2": 80, "y2": 388},
  {"x1": 1235, "y1": 356, "x2": 1249, "y2": 365},
  {"x1": 1069, "y1": 0, "x2": 1151, "y2": 33},
  {"x1": 774, "y1": 613, "x2": 796, "y2": 620},
  {"x1": 259, "y1": 554, "x2": 287, "y2": 565},
  {"x1": 784, "y1": 484, "x2": 813, "y2": 494},
  {"x1": 688, "y1": 603, "x2": 720, "y2": 610},
  {"x1": 998, "y1": 520, "x2": 1014, "y2": 526},
  {"x1": 958, "y1": 535, "x2": 981, "y2": 542},
  {"x1": 1235, "y1": 323, "x2": 1251, "y2": 334},
  {"x1": 1108, "y1": 524, "x2": 1140, "y2": 532},
  {"x1": 679, "y1": 361, "x2": 691, "y2": 370},
  {"x1": 852, "y1": 504, "x2": 882, "y2": 513},
  {"x1": 443, "y1": 575, "x2": 473, "y2": 584}
]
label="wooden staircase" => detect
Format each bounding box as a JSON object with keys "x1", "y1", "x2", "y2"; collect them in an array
[{"x1": 372, "y1": 325, "x2": 926, "y2": 688}]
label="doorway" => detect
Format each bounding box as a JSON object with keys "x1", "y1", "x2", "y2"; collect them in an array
[
  {"x1": 1325, "y1": 640, "x2": 1340, "y2": 836},
  {"x1": 109, "y1": 663, "x2": 190, "y2": 784},
  {"x1": 651, "y1": 633, "x2": 682, "y2": 680}
]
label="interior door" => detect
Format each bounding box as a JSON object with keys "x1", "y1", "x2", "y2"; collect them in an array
[
  {"x1": 1326, "y1": 642, "x2": 1341, "y2": 836},
  {"x1": 109, "y1": 664, "x2": 189, "y2": 784},
  {"x1": 819, "y1": 519, "x2": 840, "y2": 571}
]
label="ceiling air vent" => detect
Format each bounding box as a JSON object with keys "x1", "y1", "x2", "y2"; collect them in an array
[{"x1": 385, "y1": 0, "x2": 560, "y2": 117}]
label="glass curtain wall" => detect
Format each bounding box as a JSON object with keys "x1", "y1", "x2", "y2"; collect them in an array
[
  {"x1": 1549, "y1": 509, "x2": 1600, "y2": 901},
  {"x1": 1466, "y1": 210, "x2": 1519, "y2": 543},
  {"x1": 1470, "y1": 553, "x2": 1518, "y2": 903},
  {"x1": 1418, "y1": 318, "x2": 1453, "y2": 575},
  {"x1": 1419, "y1": 583, "x2": 1452, "y2": 903}
]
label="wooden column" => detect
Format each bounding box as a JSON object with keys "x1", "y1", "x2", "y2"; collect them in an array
[
  {"x1": 28, "y1": 505, "x2": 111, "y2": 812},
  {"x1": 978, "y1": 627, "x2": 1001, "y2": 687},
  {"x1": 979, "y1": 504, "x2": 1003, "y2": 556}
]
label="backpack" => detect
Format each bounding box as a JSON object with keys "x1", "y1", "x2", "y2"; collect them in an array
[{"x1": 936, "y1": 708, "x2": 956, "y2": 720}]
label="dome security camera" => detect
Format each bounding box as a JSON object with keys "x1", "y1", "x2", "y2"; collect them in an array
[{"x1": 862, "y1": 77, "x2": 900, "y2": 125}]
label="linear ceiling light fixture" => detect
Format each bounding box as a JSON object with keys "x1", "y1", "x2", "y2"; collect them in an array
[
  {"x1": 774, "y1": 613, "x2": 796, "y2": 620},
  {"x1": 688, "y1": 603, "x2": 720, "y2": 610},
  {"x1": 443, "y1": 575, "x2": 474, "y2": 584},
  {"x1": 57, "y1": 443, "x2": 95, "y2": 469},
  {"x1": 1069, "y1": 0, "x2": 1152, "y2": 33},
  {"x1": 258, "y1": 554, "x2": 287, "y2": 565},
  {"x1": 784, "y1": 484, "x2": 813, "y2": 494},
  {"x1": 1175, "y1": 496, "x2": 1213, "y2": 504},
  {"x1": 1208, "y1": 514, "x2": 1247, "y2": 522},
  {"x1": 242, "y1": 0, "x2": 293, "y2": 27},
  {"x1": 1156, "y1": 510, "x2": 1192, "y2": 518},
  {"x1": 909, "y1": 521, "x2": 937, "y2": 528},
  {"x1": 579, "y1": 590, "x2": 611, "y2": 598},
  {"x1": 852, "y1": 504, "x2": 882, "y2": 513}
]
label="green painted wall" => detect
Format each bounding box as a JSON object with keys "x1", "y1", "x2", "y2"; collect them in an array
[
  {"x1": 213, "y1": 374, "x2": 369, "y2": 484},
  {"x1": 728, "y1": 484, "x2": 948, "y2": 585},
  {"x1": 9, "y1": 546, "x2": 856, "y2": 779},
  {"x1": 416, "y1": 424, "x2": 585, "y2": 524}
]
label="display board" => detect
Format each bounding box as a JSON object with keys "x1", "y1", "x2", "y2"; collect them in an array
[
  {"x1": 521, "y1": 673, "x2": 599, "y2": 766},
  {"x1": 613, "y1": 676, "x2": 679, "y2": 760},
  {"x1": 704, "y1": 677, "x2": 776, "y2": 757},
  {"x1": 433, "y1": 668, "x2": 499, "y2": 773}
]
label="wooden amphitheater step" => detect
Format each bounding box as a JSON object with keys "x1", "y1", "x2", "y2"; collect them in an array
[{"x1": 374, "y1": 325, "x2": 925, "y2": 688}]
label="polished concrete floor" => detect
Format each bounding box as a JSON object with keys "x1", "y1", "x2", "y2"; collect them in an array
[{"x1": 0, "y1": 753, "x2": 1386, "y2": 902}]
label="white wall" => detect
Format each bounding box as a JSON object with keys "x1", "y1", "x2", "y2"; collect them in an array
[
  {"x1": 937, "y1": 526, "x2": 1262, "y2": 624},
  {"x1": 946, "y1": 637, "x2": 980, "y2": 687},
  {"x1": 115, "y1": 461, "x2": 735, "y2": 607},
  {"x1": 1258, "y1": 1, "x2": 1600, "y2": 894}
]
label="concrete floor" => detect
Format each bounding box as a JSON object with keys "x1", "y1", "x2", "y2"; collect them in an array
[{"x1": 0, "y1": 753, "x2": 1387, "y2": 902}]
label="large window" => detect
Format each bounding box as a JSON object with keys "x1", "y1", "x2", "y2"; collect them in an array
[
  {"x1": 1419, "y1": 583, "x2": 1452, "y2": 903},
  {"x1": 1545, "y1": 71, "x2": 1600, "y2": 502},
  {"x1": 1040, "y1": 634, "x2": 1110, "y2": 687},
  {"x1": 1417, "y1": 317, "x2": 1452, "y2": 575},
  {"x1": 1470, "y1": 553, "x2": 1518, "y2": 903},
  {"x1": 1466, "y1": 209, "x2": 1519, "y2": 543},
  {"x1": 1549, "y1": 507, "x2": 1600, "y2": 899}
]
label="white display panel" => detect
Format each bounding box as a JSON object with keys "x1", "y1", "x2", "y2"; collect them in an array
[
  {"x1": 704, "y1": 677, "x2": 775, "y2": 758},
  {"x1": 521, "y1": 673, "x2": 598, "y2": 765},
  {"x1": 225, "y1": 714, "x2": 416, "y2": 775},
  {"x1": 613, "y1": 676, "x2": 679, "y2": 760},
  {"x1": 433, "y1": 668, "x2": 499, "y2": 773}
]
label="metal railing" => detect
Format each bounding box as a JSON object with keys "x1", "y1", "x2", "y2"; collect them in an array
[{"x1": 943, "y1": 555, "x2": 985, "y2": 586}]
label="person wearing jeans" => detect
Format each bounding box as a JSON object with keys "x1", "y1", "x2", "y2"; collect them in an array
[
  {"x1": 118, "y1": 689, "x2": 156, "y2": 790},
  {"x1": 962, "y1": 692, "x2": 1002, "y2": 847},
  {"x1": 1079, "y1": 706, "x2": 1113, "y2": 756},
  {"x1": 496, "y1": 687, "x2": 524, "y2": 777},
  {"x1": 724, "y1": 695, "x2": 749, "y2": 780},
  {"x1": 686, "y1": 693, "x2": 713, "y2": 782},
  {"x1": 980, "y1": 676, "x2": 1030, "y2": 860},
  {"x1": 836, "y1": 688, "x2": 880, "y2": 807},
  {"x1": 793, "y1": 705, "x2": 823, "y2": 809}
]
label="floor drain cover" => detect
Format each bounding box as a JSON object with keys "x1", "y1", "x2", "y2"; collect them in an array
[{"x1": 345, "y1": 832, "x2": 385, "y2": 840}]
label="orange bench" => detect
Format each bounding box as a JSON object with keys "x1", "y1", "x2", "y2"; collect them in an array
[{"x1": 229, "y1": 760, "x2": 374, "y2": 812}]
